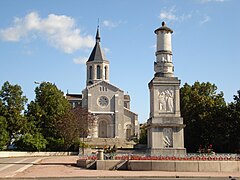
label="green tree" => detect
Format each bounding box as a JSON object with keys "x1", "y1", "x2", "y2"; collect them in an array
[
  {"x1": 139, "y1": 124, "x2": 147, "y2": 144},
  {"x1": 26, "y1": 82, "x2": 70, "y2": 151},
  {"x1": 180, "y1": 81, "x2": 226, "y2": 152},
  {"x1": 0, "y1": 116, "x2": 9, "y2": 150},
  {"x1": 56, "y1": 106, "x2": 95, "y2": 152},
  {"x1": 15, "y1": 132, "x2": 48, "y2": 151},
  {"x1": 0, "y1": 100, "x2": 9, "y2": 150},
  {"x1": 226, "y1": 90, "x2": 240, "y2": 153},
  {"x1": 0, "y1": 81, "x2": 27, "y2": 146}
]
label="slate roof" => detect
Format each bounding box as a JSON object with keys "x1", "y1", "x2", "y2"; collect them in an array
[{"x1": 87, "y1": 27, "x2": 108, "y2": 62}]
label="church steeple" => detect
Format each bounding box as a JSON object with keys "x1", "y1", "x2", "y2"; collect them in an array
[
  {"x1": 86, "y1": 27, "x2": 110, "y2": 86},
  {"x1": 96, "y1": 26, "x2": 100, "y2": 42}
]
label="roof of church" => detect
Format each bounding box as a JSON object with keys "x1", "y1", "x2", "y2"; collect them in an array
[
  {"x1": 124, "y1": 107, "x2": 138, "y2": 116},
  {"x1": 87, "y1": 27, "x2": 108, "y2": 62},
  {"x1": 87, "y1": 80, "x2": 124, "y2": 93}
]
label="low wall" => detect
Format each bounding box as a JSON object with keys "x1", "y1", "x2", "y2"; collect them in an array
[
  {"x1": 0, "y1": 151, "x2": 78, "y2": 157},
  {"x1": 77, "y1": 160, "x2": 128, "y2": 170},
  {"x1": 77, "y1": 159, "x2": 240, "y2": 172},
  {"x1": 129, "y1": 160, "x2": 240, "y2": 172}
]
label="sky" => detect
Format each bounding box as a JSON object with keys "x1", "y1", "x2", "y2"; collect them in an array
[{"x1": 0, "y1": 0, "x2": 240, "y2": 123}]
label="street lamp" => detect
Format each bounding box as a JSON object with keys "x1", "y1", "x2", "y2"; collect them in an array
[{"x1": 34, "y1": 81, "x2": 51, "y2": 85}]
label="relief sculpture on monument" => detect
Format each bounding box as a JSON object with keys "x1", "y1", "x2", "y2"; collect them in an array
[
  {"x1": 158, "y1": 88, "x2": 174, "y2": 113},
  {"x1": 163, "y1": 128, "x2": 173, "y2": 148}
]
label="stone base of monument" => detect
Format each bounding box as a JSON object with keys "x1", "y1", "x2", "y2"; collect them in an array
[
  {"x1": 148, "y1": 148, "x2": 186, "y2": 156},
  {"x1": 76, "y1": 159, "x2": 240, "y2": 172}
]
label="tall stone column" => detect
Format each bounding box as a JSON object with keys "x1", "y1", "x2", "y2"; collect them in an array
[{"x1": 147, "y1": 22, "x2": 186, "y2": 156}]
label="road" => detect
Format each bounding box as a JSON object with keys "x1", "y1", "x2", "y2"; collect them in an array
[
  {"x1": 0, "y1": 156, "x2": 44, "y2": 177},
  {"x1": 0, "y1": 156, "x2": 239, "y2": 179},
  {"x1": 0, "y1": 178, "x2": 237, "y2": 180}
]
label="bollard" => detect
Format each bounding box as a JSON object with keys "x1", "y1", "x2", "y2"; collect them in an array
[{"x1": 97, "y1": 149, "x2": 104, "y2": 160}]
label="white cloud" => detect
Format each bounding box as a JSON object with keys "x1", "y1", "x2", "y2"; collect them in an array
[
  {"x1": 0, "y1": 12, "x2": 95, "y2": 54},
  {"x1": 73, "y1": 56, "x2": 88, "y2": 64},
  {"x1": 159, "y1": 7, "x2": 178, "y2": 21},
  {"x1": 159, "y1": 7, "x2": 192, "y2": 22},
  {"x1": 200, "y1": 15, "x2": 211, "y2": 25},
  {"x1": 102, "y1": 20, "x2": 123, "y2": 29},
  {"x1": 103, "y1": 47, "x2": 110, "y2": 53}
]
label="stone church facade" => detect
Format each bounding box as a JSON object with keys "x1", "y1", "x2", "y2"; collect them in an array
[{"x1": 66, "y1": 28, "x2": 139, "y2": 147}]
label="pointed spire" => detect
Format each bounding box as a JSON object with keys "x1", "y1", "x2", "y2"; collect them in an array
[
  {"x1": 96, "y1": 26, "x2": 100, "y2": 42},
  {"x1": 87, "y1": 26, "x2": 108, "y2": 62}
]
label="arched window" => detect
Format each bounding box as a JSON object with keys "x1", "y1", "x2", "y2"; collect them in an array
[
  {"x1": 126, "y1": 124, "x2": 132, "y2": 140},
  {"x1": 89, "y1": 66, "x2": 92, "y2": 79},
  {"x1": 104, "y1": 66, "x2": 108, "y2": 80},
  {"x1": 97, "y1": 65, "x2": 101, "y2": 79}
]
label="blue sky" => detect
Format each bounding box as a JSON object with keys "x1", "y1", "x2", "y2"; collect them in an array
[{"x1": 0, "y1": 0, "x2": 239, "y2": 123}]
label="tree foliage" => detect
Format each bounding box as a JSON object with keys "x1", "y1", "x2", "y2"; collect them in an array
[
  {"x1": 225, "y1": 90, "x2": 240, "y2": 152},
  {"x1": 0, "y1": 81, "x2": 27, "y2": 145},
  {"x1": 26, "y1": 82, "x2": 70, "y2": 150},
  {"x1": 56, "y1": 106, "x2": 95, "y2": 151},
  {"x1": 139, "y1": 124, "x2": 147, "y2": 144},
  {"x1": 180, "y1": 82, "x2": 236, "y2": 152},
  {"x1": 0, "y1": 116, "x2": 9, "y2": 150},
  {"x1": 15, "y1": 132, "x2": 48, "y2": 151}
]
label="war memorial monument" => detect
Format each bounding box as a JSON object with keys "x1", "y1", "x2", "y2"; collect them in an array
[{"x1": 147, "y1": 21, "x2": 186, "y2": 156}]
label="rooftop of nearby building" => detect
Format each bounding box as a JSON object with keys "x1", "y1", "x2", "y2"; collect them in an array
[
  {"x1": 124, "y1": 94, "x2": 130, "y2": 100},
  {"x1": 65, "y1": 93, "x2": 82, "y2": 100}
]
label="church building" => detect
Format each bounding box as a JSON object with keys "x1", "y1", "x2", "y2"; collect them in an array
[{"x1": 66, "y1": 27, "x2": 139, "y2": 147}]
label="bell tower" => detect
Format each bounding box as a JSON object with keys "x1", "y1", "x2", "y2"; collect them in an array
[
  {"x1": 147, "y1": 22, "x2": 186, "y2": 156},
  {"x1": 86, "y1": 27, "x2": 110, "y2": 86}
]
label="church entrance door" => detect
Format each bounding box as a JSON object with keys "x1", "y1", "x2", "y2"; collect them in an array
[
  {"x1": 126, "y1": 128, "x2": 131, "y2": 139},
  {"x1": 98, "y1": 120, "x2": 108, "y2": 138}
]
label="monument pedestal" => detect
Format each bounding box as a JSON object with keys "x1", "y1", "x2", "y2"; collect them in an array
[
  {"x1": 148, "y1": 148, "x2": 186, "y2": 156},
  {"x1": 147, "y1": 77, "x2": 186, "y2": 156}
]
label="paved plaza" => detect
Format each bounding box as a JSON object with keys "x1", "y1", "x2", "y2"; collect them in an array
[{"x1": 0, "y1": 156, "x2": 239, "y2": 179}]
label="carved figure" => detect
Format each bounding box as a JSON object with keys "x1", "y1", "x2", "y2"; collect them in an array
[
  {"x1": 165, "y1": 89, "x2": 173, "y2": 112},
  {"x1": 163, "y1": 128, "x2": 173, "y2": 147},
  {"x1": 158, "y1": 91, "x2": 166, "y2": 111},
  {"x1": 158, "y1": 89, "x2": 174, "y2": 112}
]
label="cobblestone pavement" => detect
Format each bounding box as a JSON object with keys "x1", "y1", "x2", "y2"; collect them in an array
[{"x1": 5, "y1": 156, "x2": 240, "y2": 179}]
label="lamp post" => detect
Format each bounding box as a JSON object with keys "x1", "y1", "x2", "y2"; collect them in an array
[{"x1": 34, "y1": 81, "x2": 51, "y2": 85}]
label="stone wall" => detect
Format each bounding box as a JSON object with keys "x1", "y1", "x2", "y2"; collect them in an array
[{"x1": 77, "y1": 159, "x2": 240, "y2": 172}]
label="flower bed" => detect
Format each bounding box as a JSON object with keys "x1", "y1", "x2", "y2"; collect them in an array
[
  {"x1": 78, "y1": 153, "x2": 239, "y2": 161},
  {"x1": 114, "y1": 154, "x2": 239, "y2": 161}
]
